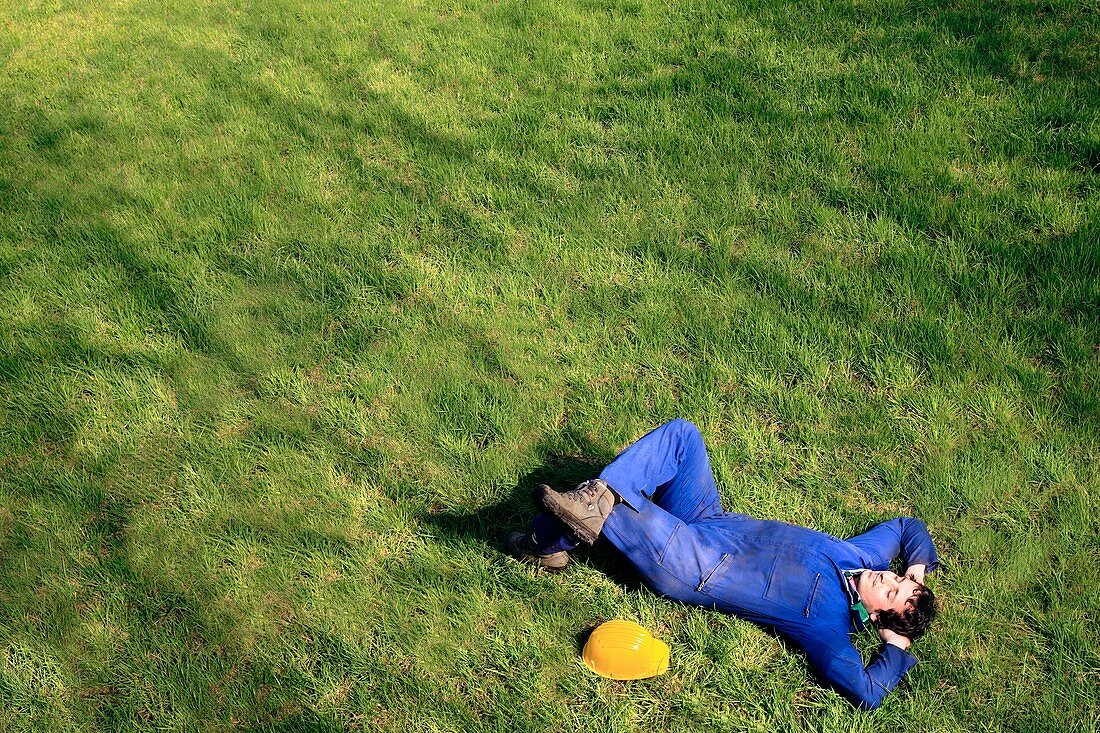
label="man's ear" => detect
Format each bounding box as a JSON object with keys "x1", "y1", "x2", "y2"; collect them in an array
[{"x1": 869, "y1": 611, "x2": 879, "y2": 622}]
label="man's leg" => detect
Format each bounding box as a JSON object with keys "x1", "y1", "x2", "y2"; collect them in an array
[
  {"x1": 529, "y1": 419, "x2": 723, "y2": 553},
  {"x1": 530, "y1": 512, "x2": 581, "y2": 554},
  {"x1": 592, "y1": 419, "x2": 733, "y2": 601},
  {"x1": 530, "y1": 481, "x2": 726, "y2": 606},
  {"x1": 598, "y1": 489, "x2": 727, "y2": 606},
  {"x1": 600, "y1": 418, "x2": 725, "y2": 522}
]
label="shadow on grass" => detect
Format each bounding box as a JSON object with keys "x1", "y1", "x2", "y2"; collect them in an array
[{"x1": 421, "y1": 440, "x2": 650, "y2": 594}]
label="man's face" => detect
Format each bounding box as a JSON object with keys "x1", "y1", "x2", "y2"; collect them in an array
[{"x1": 856, "y1": 570, "x2": 921, "y2": 620}]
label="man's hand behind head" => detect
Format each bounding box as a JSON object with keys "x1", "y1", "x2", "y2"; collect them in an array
[{"x1": 878, "y1": 626, "x2": 912, "y2": 651}]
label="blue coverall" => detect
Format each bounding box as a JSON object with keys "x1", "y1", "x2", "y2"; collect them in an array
[{"x1": 531, "y1": 419, "x2": 939, "y2": 709}]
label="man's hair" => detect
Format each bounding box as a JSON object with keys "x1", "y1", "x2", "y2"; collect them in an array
[{"x1": 876, "y1": 584, "x2": 937, "y2": 640}]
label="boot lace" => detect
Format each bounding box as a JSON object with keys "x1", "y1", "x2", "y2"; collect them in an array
[{"x1": 571, "y1": 480, "x2": 606, "y2": 505}]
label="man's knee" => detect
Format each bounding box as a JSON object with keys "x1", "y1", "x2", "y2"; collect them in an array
[{"x1": 665, "y1": 418, "x2": 701, "y2": 438}]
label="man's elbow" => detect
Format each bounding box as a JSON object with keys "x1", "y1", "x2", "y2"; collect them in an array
[
  {"x1": 842, "y1": 685, "x2": 888, "y2": 710},
  {"x1": 855, "y1": 694, "x2": 886, "y2": 711}
]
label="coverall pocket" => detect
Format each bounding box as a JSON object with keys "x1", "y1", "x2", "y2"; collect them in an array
[
  {"x1": 696, "y1": 554, "x2": 734, "y2": 593},
  {"x1": 656, "y1": 524, "x2": 724, "y2": 591},
  {"x1": 762, "y1": 556, "x2": 822, "y2": 618}
]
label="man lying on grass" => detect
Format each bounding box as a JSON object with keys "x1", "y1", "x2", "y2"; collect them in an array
[{"x1": 507, "y1": 419, "x2": 938, "y2": 709}]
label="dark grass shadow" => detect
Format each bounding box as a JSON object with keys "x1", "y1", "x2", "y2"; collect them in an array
[
  {"x1": 421, "y1": 436, "x2": 651, "y2": 593},
  {"x1": 0, "y1": 484, "x2": 313, "y2": 728},
  {"x1": 574, "y1": 621, "x2": 601, "y2": 657},
  {"x1": 921, "y1": 0, "x2": 1097, "y2": 83},
  {"x1": 421, "y1": 449, "x2": 604, "y2": 549}
]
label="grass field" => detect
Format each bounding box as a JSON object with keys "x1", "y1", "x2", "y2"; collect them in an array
[{"x1": 1, "y1": 0, "x2": 1098, "y2": 730}]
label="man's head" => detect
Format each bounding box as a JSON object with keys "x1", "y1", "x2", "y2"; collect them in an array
[{"x1": 855, "y1": 570, "x2": 938, "y2": 640}]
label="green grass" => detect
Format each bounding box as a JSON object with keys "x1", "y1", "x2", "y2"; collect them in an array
[{"x1": 1, "y1": 0, "x2": 1098, "y2": 730}]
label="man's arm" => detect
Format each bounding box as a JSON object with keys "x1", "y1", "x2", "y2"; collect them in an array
[
  {"x1": 846, "y1": 518, "x2": 939, "y2": 574},
  {"x1": 799, "y1": 632, "x2": 919, "y2": 709}
]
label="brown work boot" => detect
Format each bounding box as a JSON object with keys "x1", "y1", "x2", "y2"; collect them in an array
[
  {"x1": 505, "y1": 531, "x2": 570, "y2": 572},
  {"x1": 537, "y1": 479, "x2": 619, "y2": 546}
]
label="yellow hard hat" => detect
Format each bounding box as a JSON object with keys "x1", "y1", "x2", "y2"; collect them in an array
[{"x1": 581, "y1": 620, "x2": 670, "y2": 680}]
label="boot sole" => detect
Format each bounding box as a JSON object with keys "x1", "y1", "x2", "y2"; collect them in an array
[
  {"x1": 505, "y1": 532, "x2": 570, "y2": 572},
  {"x1": 535, "y1": 559, "x2": 569, "y2": 573},
  {"x1": 537, "y1": 485, "x2": 600, "y2": 546}
]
